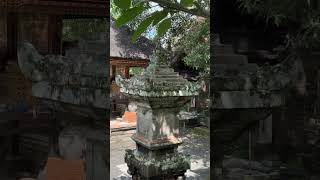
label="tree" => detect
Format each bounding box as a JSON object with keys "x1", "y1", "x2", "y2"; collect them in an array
[
  {"x1": 111, "y1": 0, "x2": 209, "y2": 41},
  {"x1": 111, "y1": 0, "x2": 210, "y2": 74},
  {"x1": 238, "y1": 0, "x2": 320, "y2": 54}
]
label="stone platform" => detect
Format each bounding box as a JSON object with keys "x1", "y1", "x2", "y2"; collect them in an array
[{"x1": 110, "y1": 119, "x2": 136, "y2": 132}]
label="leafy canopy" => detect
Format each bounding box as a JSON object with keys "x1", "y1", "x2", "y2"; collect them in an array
[
  {"x1": 111, "y1": 0, "x2": 209, "y2": 42},
  {"x1": 238, "y1": 0, "x2": 320, "y2": 52},
  {"x1": 111, "y1": 0, "x2": 210, "y2": 74}
]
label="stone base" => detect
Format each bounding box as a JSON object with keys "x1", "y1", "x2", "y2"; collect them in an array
[
  {"x1": 114, "y1": 170, "x2": 201, "y2": 180},
  {"x1": 125, "y1": 149, "x2": 190, "y2": 179}
]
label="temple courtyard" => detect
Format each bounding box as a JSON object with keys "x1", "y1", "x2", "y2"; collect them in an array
[{"x1": 110, "y1": 127, "x2": 210, "y2": 179}]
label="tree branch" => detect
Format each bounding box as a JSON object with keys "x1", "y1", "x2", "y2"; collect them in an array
[{"x1": 146, "y1": 0, "x2": 209, "y2": 18}]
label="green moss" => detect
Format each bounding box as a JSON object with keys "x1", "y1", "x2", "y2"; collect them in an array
[{"x1": 191, "y1": 127, "x2": 209, "y2": 137}]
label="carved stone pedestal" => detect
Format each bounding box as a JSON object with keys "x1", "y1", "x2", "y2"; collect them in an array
[
  {"x1": 125, "y1": 149, "x2": 189, "y2": 179},
  {"x1": 116, "y1": 60, "x2": 200, "y2": 180}
]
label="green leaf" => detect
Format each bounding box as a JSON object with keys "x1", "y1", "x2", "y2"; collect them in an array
[
  {"x1": 180, "y1": 0, "x2": 193, "y2": 7},
  {"x1": 132, "y1": 16, "x2": 155, "y2": 42},
  {"x1": 115, "y1": 4, "x2": 145, "y2": 28},
  {"x1": 151, "y1": 11, "x2": 169, "y2": 26},
  {"x1": 157, "y1": 18, "x2": 171, "y2": 38},
  {"x1": 113, "y1": 0, "x2": 131, "y2": 9}
]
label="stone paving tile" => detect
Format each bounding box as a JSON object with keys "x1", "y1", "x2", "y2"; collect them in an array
[
  {"x1": 110, "y1": 132, "x2": 136, "y2": 178},
  {"x1": 110, "y1": 127, "x2": 210, "y2": 179}
]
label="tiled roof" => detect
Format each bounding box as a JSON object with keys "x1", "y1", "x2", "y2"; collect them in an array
[{"x1": 110, "y1": 18, "x2": 155, "y2": 60}]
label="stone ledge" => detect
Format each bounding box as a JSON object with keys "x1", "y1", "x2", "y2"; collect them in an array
[
  {"x1": 131, "y1": 134, "x2": 182, "y2": 150},
  {"x1": 213, "y1": 91, "x2": 284, "y2": 109}
]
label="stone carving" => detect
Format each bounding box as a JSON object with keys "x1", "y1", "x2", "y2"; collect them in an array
[
  {"x1": 17, "y1": 41, "x2": 108, "y2": 119},
  {"x1": 116, "y1": 56, "x2": 200, "y2": 98},
  {"x1": 212, "y1": 37, "x2": 307, "y2": 179},
  {"x1": 213, "y1": 46, "x2": 305, "y2": 109},
  {"x1": 18, "y1": 40, "x2": 108, "y2": 180},
  {"x1": 116, "y1": 56, "x2": 200, "y2": 179}
]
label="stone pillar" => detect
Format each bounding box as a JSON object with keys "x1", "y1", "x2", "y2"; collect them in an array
[{"x1": 116, "y1": 62, "x2": 200, "y2": 179}]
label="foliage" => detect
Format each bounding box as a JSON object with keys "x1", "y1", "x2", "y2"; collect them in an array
[
  {"x1": 180, "y1": 20, "x2": 210, "y2": 72},
  {"x1": 154, "y1": 16, "x2": 210, "y2": 73},
  {"x1": 238, "y1": 0, "x2": 320, "y2": 52},
  {"x1": 129, "y1": 67, "x2": 144, "y2": 75},
  {"x1": 111, "y1": 0, "x2": 210, "y2": 74},
  {"x1": 111, "y1": 0, "x2": 209, "y2": 42},
  {"x1": 63, "y1": 19, "x2": 107, "y2": 41}
]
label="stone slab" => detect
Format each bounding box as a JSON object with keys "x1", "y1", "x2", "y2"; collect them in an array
[
  {"x1": 213, "y1": 91, "x2": 284, "y2": 109},
  {"x1": 110, "y1": 120, "x2": 136, "y2": 132}
]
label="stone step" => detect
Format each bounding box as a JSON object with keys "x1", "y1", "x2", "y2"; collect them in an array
[
  {"x1": 214, "y1": 54, "x2": 248, "y2": 64},
  {"x1": 151, "y1": 77, "x2": 187, "y2": 83},
  {"x1": 213, "y1": 44, "x2": 234, "y2": 54},
  {"x1": 152, "y1": 74, "x2": 179, "y2": 78},
  {"x1": 155, "y1": 67, "x2": 175, "y2": 74}
]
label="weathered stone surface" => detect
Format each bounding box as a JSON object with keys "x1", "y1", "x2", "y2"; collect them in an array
[
  {"x1": 125, "y1": 149, "x2": 190, "y2": 178},
  {"x1": 114, "y1": 170, "x2": 202, "y2": 180},
  {"x1": 116, "y1": 60, "x2": 200, "y2": 97},
  {"x1": 116, "y1": 57, "x2": 200, "y2": 178},
  {"x1": 213, "y1": 91, "x2": 283, "y2": 109},
  {"x1": 212, "y1": 39, "x2": 305, "y2": 109},
  {"x1": 223, "y1": 158, "x2": 271, "y2": 173},
  {"x1": 177, "y1": 111, "x2": 199, "y2": 120},
  {"x1": 17, "y1": 41, "x2": 108, "y2": 112},
  {"x1": 221, "y1": 158, "x2": 280, "y2": 180},
  {"x1": 211, "y1": 39, "x2": 306, "y2": 173}
]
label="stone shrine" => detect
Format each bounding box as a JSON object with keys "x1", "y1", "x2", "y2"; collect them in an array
[
  {"x1": 17, "y1": 39, "x2": 108, "y2": 180},
  {"x1": 116, "y1": 57, "x2": 200, "y2": 179},
  {"x1": 212, "y1": 34, "x2": 306, "y2": 178}
]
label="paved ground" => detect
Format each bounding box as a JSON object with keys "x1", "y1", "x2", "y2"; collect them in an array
[
  {"x1": 110, "y1": 130, "x2": 136, "y2": 178},
  {"x1": 110, "y1": 127, "x2": 210, "y2": 179}
]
